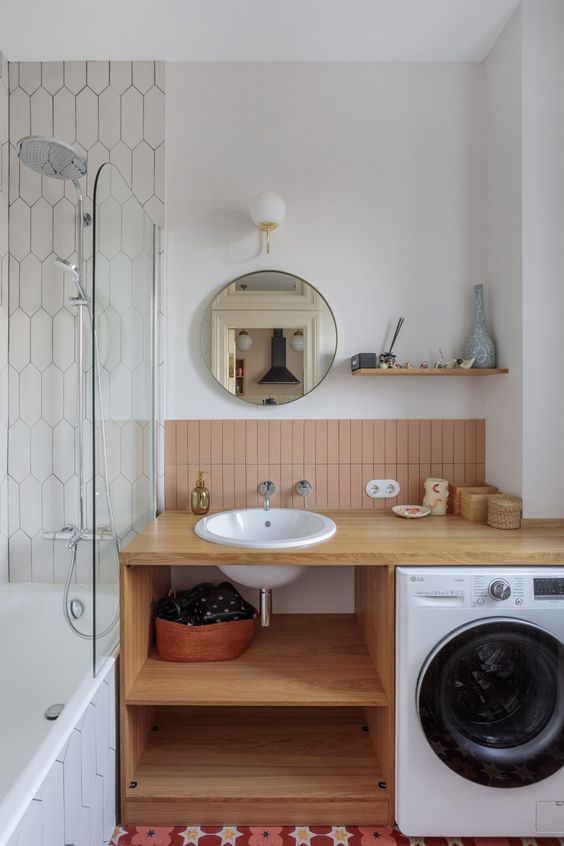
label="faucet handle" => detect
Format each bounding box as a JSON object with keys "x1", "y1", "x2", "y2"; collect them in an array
[
  {"x1": 259, "y1": 480, "x2": 276, "y2": 496},
  {"x1": 295, "y1": 480, "x2": 312, "y2": 498}
]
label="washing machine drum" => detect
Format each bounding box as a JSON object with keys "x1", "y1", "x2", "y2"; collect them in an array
[{"x1": 418, "y1": 618, "x2": 564, "y2": 788}]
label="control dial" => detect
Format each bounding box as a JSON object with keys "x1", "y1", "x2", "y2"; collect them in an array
[{"x1": 488, "y1": 578, "x2": 511, "y2": 601}]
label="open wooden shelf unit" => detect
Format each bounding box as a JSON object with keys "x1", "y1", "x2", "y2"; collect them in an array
[
  {"x1": 352, "y1": 367, "x2": 508, "y2": 376},
  {"x1": 120, "y1": 564, "x2": 395, "y2": 825}
]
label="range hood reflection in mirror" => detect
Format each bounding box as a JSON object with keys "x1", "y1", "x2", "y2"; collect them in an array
[{"x1": 201, "y1": 270, "x2": 338, "y2": 406}]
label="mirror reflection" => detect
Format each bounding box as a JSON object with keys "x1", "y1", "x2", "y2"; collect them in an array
[{"x1": 201, "y1": 271, "x2": 338, "y2": 405}]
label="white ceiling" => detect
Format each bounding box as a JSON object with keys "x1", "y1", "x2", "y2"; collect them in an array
[{"x1": 1, "y1": 0, "x2": 520, "y2": 62}]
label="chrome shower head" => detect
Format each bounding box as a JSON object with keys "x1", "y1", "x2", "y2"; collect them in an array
[
  {"x1": 54, "y1": 257, "x2": 80, "y2": 282},
  {"x1": 17, "y1": 136, "x2": 87, "y2": 180}
]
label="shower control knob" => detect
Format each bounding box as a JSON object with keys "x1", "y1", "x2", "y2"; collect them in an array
[{"x1": 488, "y1": 578, "x2": 511, "y2": 601}]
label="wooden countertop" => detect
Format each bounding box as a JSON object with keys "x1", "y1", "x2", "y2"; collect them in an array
[{"x1": 119, "y1": 510, "x2": 564, "y2": 567}]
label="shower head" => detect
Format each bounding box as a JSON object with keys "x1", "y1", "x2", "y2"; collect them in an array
[
  {"x1": 54, "y1": 257, "x2": 80, "y2": 282},
  {"x1": 17, "y1": 136, "x2": 87, "y2": 180}
]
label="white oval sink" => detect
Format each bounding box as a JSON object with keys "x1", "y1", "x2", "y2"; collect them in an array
[
  {"x1": 195, "y1": 507, "x2": 336, "y2": 550},
  {"x1": 217, "y1": 563, "x2": 305, "y2": 590}
]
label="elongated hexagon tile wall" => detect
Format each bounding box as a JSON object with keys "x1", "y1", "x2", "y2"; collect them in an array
[
  {"x1": 0, "y1": 56, "x2": 8, "y2": 583},
  {"x1": 8, "y1": 59, "x2": 165, "y2": 582}
]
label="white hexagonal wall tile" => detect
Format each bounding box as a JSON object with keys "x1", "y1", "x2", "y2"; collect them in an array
[
  {"x1": 98, "y1": 87, "x2": 121, "y2": 150},
  {"x1": 9, "y1": 87, "x2": 30, "y2": 145},
  {"x1": 76, "y1": 86, "x2": 98, "y2": 150},
  {"x1": 10, "y1": 198, "x2": 31, "y2": 261},
  {"x1": 64, "y1": 61, "x2": 86, "y2": 95},
  {"x1": 8, "y1": 365, "x2": 19, "y2": 424},
  {"x1": 53, "y1": 418, "x2": 75, "y2": 482},
  {"x1": 53, "y1": 308, "x2": 75, "y2": 371},
  {"x1": 30, "y1": 87, "x2": 53, "y2": 137},
  {"x1": 19, "y1": 253, "x2": 42, "y2": 316},
  {"x1": 121, "y1": 421, "x2": 143, "y2": 482},
  {"x1": 132, "y1": 363, "x2": 151, "y2": 420},
  {"x1": 53, "y1": 86, "x2": 76, "y2": 143},
  {"x1": 121, "y1": 87, "x2": 143, "y2": 149},
  {"x1": 122, "y1": 197, "x2": 145, "y2": 259},
  {"x1": 20, "y1": 475, "x2": 42, "y2": 536},
  {"x1": 53, "y1": 197, "x2": 76, "y2": 258},
  {"x1": 143, "y1": 86, "x2": 165, "y2": 149},
  {"x1": 31, "y1": 308, "x2": 52, "y2": 371},
  {"x1": 42, "y1": 62, "x2": 64, "y2": 95},
  {"x1": 110, "y1": 474, "x2": 133, "y2": 538},
  {"x1": 8, "y1": 419, "x2": 30, "y2": 482},
  {"x1": 121, "y1": 308, "x2": 143, "y2": 371},
  {"x1": 155, "y1": 61, "x2": 166, "y2": 93},
  {"x1": 110, "y1": 253, "x2": 133, "y2": 314},
  {"x1": 19, "y1": 364, "x2": 41, "y2": 426},
  {"x1": 109, "y1": 363, "x2": 132, "y2": 421},
  {"x1": 109, "y1": 142, "x2": 131, "y2": 191},
  {"x1": 98, "y1": 308, "x2": 121, "y2": 371},
  {"x1": 9, "y1": 144, "x2": 20, "y2": 206},
  {"x1": 141, "y1": 195, "x2": 164, "y2": 229},
  {"x1": 87, "y1": 61, "x2": 109, "y2": 94},
  {"x1": 155, "y1": 141, "x2": 165, "y2": 202},
  {"x1": 19, "y1": 63, "x2": 41, "y2": 95},
  {"x1": 31, "y1": 532, "x2": 54, "y2": 581},
  {"x1": 19, "y1": 160, "x2": 42, "y2": 206},
  {"x1": 132, "y1": 252, "x2": 152, "y2": 315},
  {"x1": 9, "y1": 530, "x2": 31, "y2": 581},
  {"x1": 93, "y1": 253, "x2": 109, "y2": 310},
  {"x1": 133, "y1": 475, "x2": 150, "y2": 531},
  {"x1": 63, "y1": 475, "x2": 79, "y2": 527},
  {"x1": 98, "y1": 196, "x2": 121, "y2": 260},
  {"x1": 31, "y1": 419, "x2": 52, "y2": 482},
  {"x1": 41, "y1": 170, "x2": 65, "y2": 204},
  {"x1": 31, "y1": 198, "x2": 53, "y2": 261},
  {"x1": 42, "y1": 474, "x2": 64, "y2": 530},
  {"x1": 110, "y1": 62, "x2": 132, "y2": 94},
  {"x1": 86, "y1": 141, "x2": 109, "y2": 199},
  {"x1": 42, "y1": 254, "x2": 64, "y2": 315},
  {"x1": 42, "y1": 363, "x2": 63, "y2": 426},
  {"x1": 8, "y1": 62, "x2": 19, "y2": 93},
  {"x1": 131, "y1": 142, "x2": 154, "y2": 205},
  {"x1": 8, "y1": 475, "x2": 20, "y2": 534},
  {"x1": 9, "y1": 309, "x2": 30, "y2": 370},
  {"x1": 133, "y1": 61, "x2": 154, "y2": 94},
  {"x1": 63, "y1": 362, "x2": 77, "y2": 426}
]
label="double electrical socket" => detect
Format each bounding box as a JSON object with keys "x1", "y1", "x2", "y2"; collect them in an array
[{"x1": 365, "y1": 479, "x2": 401, "y2": 499}]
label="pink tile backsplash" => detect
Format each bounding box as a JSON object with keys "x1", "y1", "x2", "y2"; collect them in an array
[{"x1": 164, "y1": 419, "x2": 486, "y2": 512}]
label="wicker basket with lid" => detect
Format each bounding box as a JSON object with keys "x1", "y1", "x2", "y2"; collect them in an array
[{"x1": 487, "y1": 494, "x2": 522, "y2": 530}]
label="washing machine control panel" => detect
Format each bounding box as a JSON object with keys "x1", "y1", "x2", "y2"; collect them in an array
[{"x1": 472, "y1": 574, "x2": 525, "y2": 606}]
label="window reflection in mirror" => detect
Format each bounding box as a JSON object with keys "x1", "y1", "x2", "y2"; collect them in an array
[{"x1": 201, "y1": 271, "x2": 338, "y2": 406}]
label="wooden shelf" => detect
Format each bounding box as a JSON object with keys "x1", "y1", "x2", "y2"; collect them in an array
[
  {"x1": 352, "y1": 367, "x2": 508, "y2": 376},
  {"x1": 126, "y1": 614, "x2": 387, "y2": 707},
  {"x1": 123, "y1": 706, "x2": 389, "y2": 825}
]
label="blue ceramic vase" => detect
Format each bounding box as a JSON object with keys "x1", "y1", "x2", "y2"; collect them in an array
[{"x1": 464, "y1": 284, "x2": 496, "y2": 368}]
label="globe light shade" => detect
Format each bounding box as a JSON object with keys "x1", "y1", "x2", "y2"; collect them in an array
[
  {"x1": 290, "y1": 329, "x2": 304, "y2": 352},
  {"x1": 236, "y1": 330, "x2": 253, "y2": 352},
  {"x1": 250, "y1": 192, "x2": 286, "y2": 253}
]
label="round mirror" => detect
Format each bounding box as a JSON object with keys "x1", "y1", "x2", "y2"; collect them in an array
[{"x1": 201, "y1": 270, "x2": 338, "y2": 406}]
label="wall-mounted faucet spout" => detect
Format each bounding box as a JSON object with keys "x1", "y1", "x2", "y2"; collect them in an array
[{"x1": 258, "y1": 480, "x2": 276, "y2": 511}]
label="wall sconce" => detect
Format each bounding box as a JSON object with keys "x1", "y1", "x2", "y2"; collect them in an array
[
  {"x1": 236, "y1": 329, "x2": 253, "y2": 351},
  {"x1": 290, "y1": 329, "x2": 304, "y2": 352},
  {"x1": 250, "y1": 191, "x2": 286, "y2": 254}
]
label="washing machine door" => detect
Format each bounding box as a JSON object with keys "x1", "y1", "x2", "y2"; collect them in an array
[{"x1": 417, "y1": 618, "x2": 564, "y2": 788}]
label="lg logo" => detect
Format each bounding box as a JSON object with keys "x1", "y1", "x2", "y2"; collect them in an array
[{"x1": 410, "y1": 576, "x2": 424, "y2": 582}]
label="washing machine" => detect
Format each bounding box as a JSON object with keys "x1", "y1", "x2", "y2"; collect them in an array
[{"x1": 396, "y1": 566, "x2": 564, "y2": 837}]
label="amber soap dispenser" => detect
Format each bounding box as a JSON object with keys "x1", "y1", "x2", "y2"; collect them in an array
[{"x1": 191, "y1": 471, "x2": 210, "y2": 515}]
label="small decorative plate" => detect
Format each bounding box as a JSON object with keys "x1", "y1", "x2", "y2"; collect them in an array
[{"x1": 392, "y1": 505, "x2": 431, "y2": 519}]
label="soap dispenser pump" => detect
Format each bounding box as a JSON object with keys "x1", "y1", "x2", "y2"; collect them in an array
[{"x1": 191, "y1": 471, "x2": 210, "y2": 515}]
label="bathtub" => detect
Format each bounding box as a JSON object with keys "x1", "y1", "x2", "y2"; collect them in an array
[{"x1": 0, "y1": 582, "x2": 119, "y2": 846}]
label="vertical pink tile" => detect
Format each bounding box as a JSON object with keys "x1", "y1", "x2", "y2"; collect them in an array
[
  {"x1": 396, "y1": 465, "x2": 409, "y2": 505},
  {"x1": 280, "y1": 421, "x2": 293, "y2": 464},
  {"x1": 234, "y1": 420, "x2": 246, "y2": 464},
  {"x1": 176, "y1": 465, "x2": 188, "y2": 510},
  {"x1": 465, "y1": 420, "x2": 477, "y2": 464},
  {"x1": 373, "y1": 463, "x2": 386, "y2": 510},
  {"x1": 408, "y1": 420, "x2": 420, "y2": 464},
  {"x1": 268, "y1": 465, "x2": 281, "y2": 507},
  {"x1": 408, "y1": 465, "x2": 424, "y2": 506},
  {"x1": 362, "y1": 465, "x2": 374, "y2": 509},
  {"x1": 292, "y1": 420, "x2": 304, "y2": 465},
  {"x1": 211, "y1": 466, "x2": 223, "y2": 511},
  {"x1": 223, "y1": 465, "x2": 235, "y2": 509},
  {"x1": 176, "y1": 420, "x2": 187, "y2": 465},
  {"x1": 269, "y1": 421, "x2": 281, "y2": 464},
  {"x1": 234, "y1": 465, "x2": 246, "y2": 508},
  {"x1": 316, "y1": 420, "x2": 328, "y2": 464},
  {"x1": 385, "y1": 463, "x2": 398, "y2": 508},
  {"x1": 164, "y1": 421, "x2": 176, "y2": 465},
  {"x1": 419, "y1": 463, "x2": 431, "y2": 502},
  {"x1": 187, "y1": 420, "x2": 199, "y2": 466},
  {"x1": 362, "y1": 420, "x2": 374, "y2": 464},
  {"x1": 397, "y1": 421, "x2": 408, "y2": 464},
  {"x1": 431, "y1": 420, "x2": 443, "y2": 464},
  {"x1": 442, "y1": 421, "x2": 454, "y2": 464},
  {"x1": 373, "y1": 420, "x2": 385, "y2": 464},
  {"x1": 257, "y1": 421, "x2": 269, "y2": 465},
  {"x1": 222, "y1": 420, "x2": 234, "y2": 465},
  {"x1": 454, "y1": 463, "x2": 466, "y2": 484},
  {"x1": 385, "y1": 420, "x2": 397, "y2": 464},
  {"x1": 431, "y1": 463, "x2": 443, "y2": 479},
  {"x1": 245, "y1": 421, "x2": 258, "y2": 465},
  {"x1": 211, "y1": 420, "x2": 222, "y2": 465},
  {"x1": 304, "y1": 463, "x2": 317, "y2": 508},
  {"x1": 453, "y1": 421, "x2": 465, "y2": 464},
  {"x1": 258, "y1": 463, "x2": 270, "y2": 501},
  {"x1": 350, "y1": 465, "x2": 363, "y2": 509},
  {"x1": 465, "y1": 464, "x2": 477, "y2": 484},
  {"x1": 442, "y1": 463, "x2": 454, "y2": 485},
  {"x1": 327, "y1": 464, "x2": 340, "y2": 510},
  {"x1": 280, "y1": 465, "x2": 293, "y2": 507},
  {"x1": 304, "y1": 421, "x2": 316, "y2": 463},
  {"x1": 315, "y1": 465, "x2": 328, "y2": 509},
  {"x1": 477, "y1": 419, "x2": 486, "y2": 465},
  {"x1": 245, "y1": 464, "x2": 259, "y2": 507},
  {"x1": 199, "y1": 421, "x2": 211, "y2": 466},
  {"x1": 338, "y1": 420, "x2": 351, "y2": 465},
  {"x1": 419, "y1": 420, "x2": 431, "y2": 463},
  {"x1": 164, "y1": 465, "x2": 177, "y2": 510},
  {"x1": 339, "y1": 465, "x2": 351, "y2": 510},
  {"x1": 292, "y1": 465, "x2": 305, "y2": 507},
  {"x1": 350, "y1": 420, "x2": 362, "y2": 464},
  {"x1": 327, "y1": 421, "x2": 339, "y2": 464},
  {"x1": 476, "y1": 463, "x2": 486, "y2": 484}
]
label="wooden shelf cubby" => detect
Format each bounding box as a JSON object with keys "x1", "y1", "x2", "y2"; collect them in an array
[{"x1": 120, "y1": 563, "x2": 395, "y2": 825}]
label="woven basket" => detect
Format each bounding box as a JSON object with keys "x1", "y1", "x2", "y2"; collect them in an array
[
  {"x1": 487, "y1": 494, "x2": 522, "y2": 530},
  {"x1": 460, "y1": 489, "x2": 494, "y2": 523},
  {"x1": 155, "y1": 613, "x2": 257, "y2": 662}
]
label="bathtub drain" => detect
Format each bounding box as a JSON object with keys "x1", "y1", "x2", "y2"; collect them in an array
[{"x1": 45, "y1": 703, "x2": 65, "y2": 721}]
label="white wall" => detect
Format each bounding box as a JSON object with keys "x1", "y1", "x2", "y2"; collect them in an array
[
  {"x1": 0, "y1": 54, "x2": 8, "y2": 585},
  {"x1": 521, "y1": 0, "x2": 564, "y2": 518},
  {"x1": 483, "y1": 9, "x2": 522, "y2": 498},
  {"x1": 166, "y1": 62, "x2": 487, "y2": 419}
]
